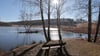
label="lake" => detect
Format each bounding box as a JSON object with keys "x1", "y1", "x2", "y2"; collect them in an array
[{"x1": 0, "y1": 27, "x2": 87, "y2": 52}]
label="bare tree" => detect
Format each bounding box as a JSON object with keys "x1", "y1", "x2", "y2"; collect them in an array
[
  {"x1": 73, "y1": 0, "x2": 98, "y2": 42},
  {"x1": 19, "y1": 0, "x2": 34, "y2": 33},
  {"x1": 74, "y1": 0, "x2": 92, "y2": 42},
  {"x1": 21, "y1": 0, "x2": 66, "y2": 42},
  {"x1": 88, "y1": 0, "x2": 92, "y2": 42},
  {"x1": 53, "y1": 0, "x2": 66, "y2": 43},
  {"x1": 45, "y1": 0, "x2": 66, "y2": 42},
  {"x1": 57, "y1": 5, "x2": 62, "y2": 43},
  {"x1": 19, "y1": 10, "x2": 33, "y2": 32},
  {"x1": 94, "y1": 6, "x2": 100, "y2": 43},
  {"x1": 22, "y1": 0, "x2": 51, "y2": 42},
  {"x1": 47, "y1": 0, "x2": 51, "y2": 41},
  {"x1": 40, "y1": 0, "x2": 49, "y2": 42},
  {"x1": 40, "y1": 0, "x2": 66, "y2": 41}
]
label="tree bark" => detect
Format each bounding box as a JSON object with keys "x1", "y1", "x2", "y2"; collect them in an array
[{"x1": 88, "y1": 0, "x2": 92, "y2": 42}]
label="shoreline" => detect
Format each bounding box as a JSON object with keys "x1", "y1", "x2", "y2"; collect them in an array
[
  {"x1": 3, "y1": 38, "x2": 100, "y2": 56},
  {"x1": 1, "y1": 25, "x2": 99, "y2": 34}
]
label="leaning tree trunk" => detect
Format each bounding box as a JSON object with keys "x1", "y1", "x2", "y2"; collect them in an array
[
  {"x1": 57, "y1": 6, "x2": 62, "y2": 44},
  {"x1": 88, "y1": 0, "x2": 92, "y2": 42},
  {"x1": 40, "y1": 0, "x2": 49, "y2": 42},
  {"x1": 94, "y1": 6, "x2": 100, "y2": 43},
  {"x1": 47, "y1": 0, "x2": 51, "y2": 41}
]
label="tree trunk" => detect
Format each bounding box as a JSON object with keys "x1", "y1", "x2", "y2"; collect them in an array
[
  {"x1": 47, "y1": 0, "x2": 51, "y2": 41},
  {"x1": 57, "y1": 6, "x2": 62, "y2": 44},
  {"x1": 40, "y1": 0, "x2": 49, "y2": 42},
  {"x1": 88, "y1": 0, "x2": 92, "y2": 42},
  {"x1": 94, "y1": 6, "x2": 100, "y2": 43}
]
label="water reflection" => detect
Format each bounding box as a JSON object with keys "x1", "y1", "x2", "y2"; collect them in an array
[
  {"x1": 46, "y1": 28, "x2": 60, "y2": 40},
  {"x1": 50, "y1": 30, "x2": 59, "y2": 40},
  {"x1": 23, "y1": 34, "x2": 31, "y2": 45}
]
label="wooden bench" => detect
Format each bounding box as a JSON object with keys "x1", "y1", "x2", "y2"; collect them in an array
[{"x1": 42, "y1": 41, "x2": 66, "y2": 50}]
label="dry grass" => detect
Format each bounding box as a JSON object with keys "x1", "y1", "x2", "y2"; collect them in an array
[
  {"x1": 64, "y1": 39, "x2": 100, "y2": 56},
  {"x1": 62, "y1": 23, "x2": 100, "y2": 34}
]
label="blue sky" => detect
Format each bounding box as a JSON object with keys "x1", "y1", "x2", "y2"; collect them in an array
[
  {"x1": 0, "y1": 0, "x2": 76, "y2": 22},
  {"x1": 0, "y1": 0, "x2": 21, "y2": 22},
  {"x1": 0, "y1": 0, "x2": 99, "y2": 22}
]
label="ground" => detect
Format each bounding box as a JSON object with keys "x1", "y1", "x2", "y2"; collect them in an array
[
  {"x1": 3, "y1": 38, "x2": 100, "y2": 56},
  {"x1": 0, "y1": 50, "x2": 4, "y2": 56},
  {"x1": 64, "y1": 38, "x2": 100, "y2": 56}
]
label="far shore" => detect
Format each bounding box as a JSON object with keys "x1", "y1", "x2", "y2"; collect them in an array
[
  {"x1": 0, "y1": 25, "x2": 100, "y2": 35},
  {"x1": 61, "y1": 26, "x2": 100, "y2": 34}
]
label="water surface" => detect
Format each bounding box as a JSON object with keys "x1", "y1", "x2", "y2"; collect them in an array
[{"x1": 0, "y1": 27, "x2": 87, "y2": 52}]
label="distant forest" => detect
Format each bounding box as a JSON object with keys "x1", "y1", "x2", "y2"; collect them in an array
[{"x1": 0, "y1": 18, "x2": 87, "y2": 26}]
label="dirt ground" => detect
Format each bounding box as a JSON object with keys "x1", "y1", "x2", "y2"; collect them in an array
[
  {"x1": 2, "y1": 38, "x2": 100, "y2": 56},
  {"x1": 64, "y1": 38, "x2": 100, "y2": 56},
  {"x1": 0, "y1": 50, "x2": 5, "y2": 56}
]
